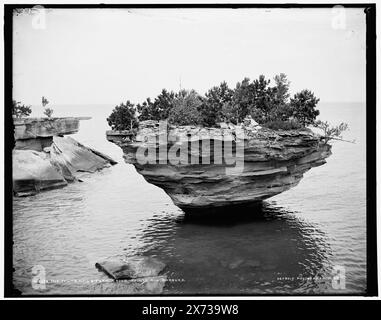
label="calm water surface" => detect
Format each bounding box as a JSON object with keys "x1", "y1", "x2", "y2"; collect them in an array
[{"x1": 13, "y1": 102, "x2": 366, "y2": 295}]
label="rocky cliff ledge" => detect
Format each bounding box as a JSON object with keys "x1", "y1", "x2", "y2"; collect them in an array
[
  {"x1": 106, "y1": 121, "x2": 331, "y2": 210},
  {"x1": 13, "y1": 117, "x2": 117, "y2": 196}
]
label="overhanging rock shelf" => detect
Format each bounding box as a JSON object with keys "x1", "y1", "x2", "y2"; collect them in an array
[{"x1": 106, "y1": 120, "x2": 331, "y2": 210}]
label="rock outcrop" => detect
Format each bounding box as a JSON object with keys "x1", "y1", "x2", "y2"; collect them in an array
[
  {"x1": 13, "y1": 117, "x2": 117, "y2": 196},
  {"x1": 95, "y1": 256, "x2": 167, "y2": 294},
  {"x1": 95, "y1": 256, "x2": 166, "y2": 280},
  {"x1": 14, "y1": 117, "x2": 87, "y2": 140},
  {"x1": 107, "y1": 121, "x2": 331, "y2": 210}
]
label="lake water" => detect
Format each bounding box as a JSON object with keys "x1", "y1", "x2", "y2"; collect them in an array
[{"x1": 13, "y1": 102, "x2": 367, "y2": 295}]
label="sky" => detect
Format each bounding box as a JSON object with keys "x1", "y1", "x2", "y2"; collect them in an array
[{"x1": 13, "y1": 8, "x2": 366, "y2": 106}]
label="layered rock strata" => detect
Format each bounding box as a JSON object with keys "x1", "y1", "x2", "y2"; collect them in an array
[
  {"x1": 13, "y1": 117, "x2": 116, "y2": 196},
  {"x1": 106, "y1": 121, "x2": 331, "y2": 209}
]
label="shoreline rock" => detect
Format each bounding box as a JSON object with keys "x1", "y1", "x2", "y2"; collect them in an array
[
  {"x1": 13, "y1": 116, "x2": 90, "y2": 140},
  {"x1": 95, "y1": 256, "x2": 167, "y2": 294},
  {"x1": 13, "y1": 117, "x2": 117, "y2": 196},
  {"x1": 106, "y1": 120, "x2": 332, "y2": 210},
  {"x1": 95, "y1": 256, "x2": 166, "y2": 280}
]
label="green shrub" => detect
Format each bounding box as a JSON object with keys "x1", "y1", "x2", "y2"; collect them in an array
[
  {"x1": 290, "y1": 90, "x2": 320, "y2": 126},
  {"x1": 198, "y1": 81, "x2": 233, "y2": 127},
  {"x1": 273, "y1": 73, "x2": 290, "y2": 106},
  {"x1": 138, "y1": 89, "x2": 175, "y2": 121},
  {"x1": 12, "y1": 100, "x2": 32, "y2": 118},
  {"x1": 44, "y1": 107, "x2": 54, "y2": 118},
  {"x1": 41, "y1": 96, "x2": 54, "y2": 118},
  {"x1": 221, "y1": 102, "x2": 239, "y2": 125},
  {"x1": 108, "y1": 74, "x2": 322, "y2": 131},
  {"x1": 314, "y1": 120, "x2": 349, "y2": 143},
  {"x1": 265, "y1": 104, "x2": 293, "y2": 122},
  {"x1": 249, "y1": 107, "x2": 266, "y2": 124},
  {"x1": 225, "y1": 77, "x2": 256, "y2": 124},
  {"x1": 168, "y1": 90, "x2": 203, "y2": 126},
  {"x1": 107, "y1": 101, "x2": 139, "y2": 131}
]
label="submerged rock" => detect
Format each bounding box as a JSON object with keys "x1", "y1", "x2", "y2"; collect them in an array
[
  {"x1": 96, "y1": 275, "x2": 167, "y2": 295},
  {"x1": 95, "y1": 256, "x2": 166, "y2": 280},
  {"x1": 228, "y1": 258, "x2": 245, "y2": 269},
  {"x1": 107, "y1": 120, "x2": 332, "y2": 210},
  {"x1": 13, "y1": 117, "x2": 117, "y2": 196}
]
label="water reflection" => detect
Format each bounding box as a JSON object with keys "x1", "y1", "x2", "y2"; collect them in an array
[
  {"x1": 136, "y1": 202, "x2": 333, "y2": 294},
  {"x1": 13, "y1": 185, "x2": 334, "y2": 295}
]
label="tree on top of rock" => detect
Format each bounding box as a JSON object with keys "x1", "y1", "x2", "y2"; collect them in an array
[
  {"x1": 273, "y1": 73, "x2": 291, "y2": 106},
  {"x1": 224, "y1": 78, "x2": 256, "y2": 124},
  {"x1": 290, "y1": 90, "x2": 320, "y2": 126},
  {"x1": 107, "y1": 74, "x2": 327, "y2": 131},
  {"x1": 252, "y1": 75, "x2": 274, "y2": 114},
  {"x1": 168, "y1": 90, "x2": 203, "y2": 126},
  {"x1": 138, "y1": 89, "x2": 175, "y2": 122},
  {"x1": 42, "y1": 96, "x2": 54, "y2": 118},
  {"x1": 199, "y1": 81, "x2": 234, "y2": 126},
  {"x1": 12, "y1": 100, "x2": 32, "y2": 118},
  {"x1": 107, "y1": 100, "x2": 139, "y2": 131}
]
